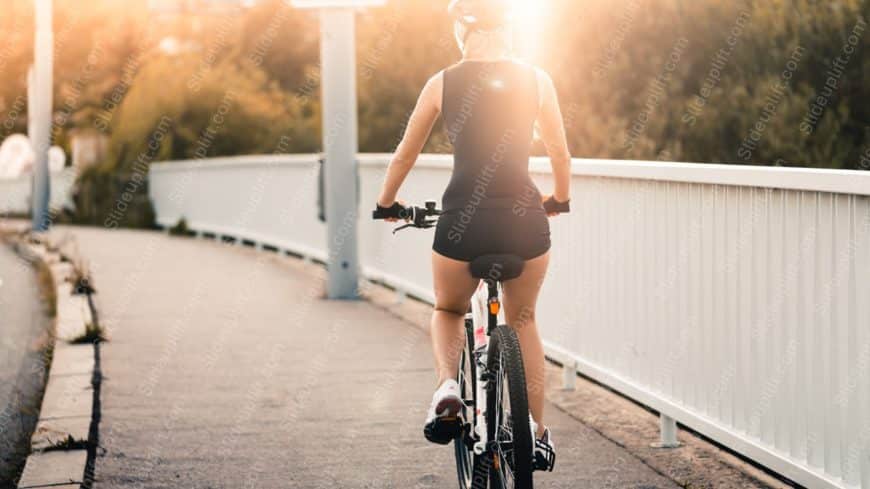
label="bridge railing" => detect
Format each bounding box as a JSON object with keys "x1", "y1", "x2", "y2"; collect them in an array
[
  {"x1": 150, "y1": 154, "x2": 870, "y2": 489},
  {"x1": 0, "y1": 168, "x2": 77, "y2": 217}
]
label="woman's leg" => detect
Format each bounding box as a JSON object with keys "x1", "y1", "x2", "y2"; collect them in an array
[
  {"x1": 430, "y1": 251, "x2": 480, "y2": 385},
  {"x1": 502, "y1": 251, "x2": 550, "y2": 437}
]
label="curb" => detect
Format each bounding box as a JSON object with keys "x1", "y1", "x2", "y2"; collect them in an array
[{"x1": 2, "y1": 225, "x2": 100, "y2": 489}]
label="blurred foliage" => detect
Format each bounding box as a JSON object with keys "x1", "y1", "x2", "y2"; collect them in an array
[
  {"x1": 71, "y1": 166, "x2": 157, "y2": 228},
  {"x1": 356, "y1": 1, "x2": 457, "y2": 153},
  {"x1": 539, "y1": 0, "x2": 869, "y2": 168},
  {"x1": 0, "y1": 0, "x2": 868, "y2": 227}
]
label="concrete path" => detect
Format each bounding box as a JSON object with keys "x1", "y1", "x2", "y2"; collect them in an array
[
  {"x1": 58, "y1": 226, "x2": 681, "y2": 489},
  {"x1": 0, "y1": 242, "x2": 51, "y2": 485}
]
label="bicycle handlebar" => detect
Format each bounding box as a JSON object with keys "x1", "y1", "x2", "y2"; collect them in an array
[{"x1": 372, "y1": 200, "x2": 442, "y2": 234}]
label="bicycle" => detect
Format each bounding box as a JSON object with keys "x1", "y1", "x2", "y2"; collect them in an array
[{"x1": 373, "y1": 200, "x2": 555, "y2": 489}]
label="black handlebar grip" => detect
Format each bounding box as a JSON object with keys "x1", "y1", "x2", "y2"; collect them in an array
[
  {"x1": 373, "y1": 202, "x2": 406, "y2": 220},
  {"x1": 543, "y1": 196, "x2": 571, "y2": 214}
]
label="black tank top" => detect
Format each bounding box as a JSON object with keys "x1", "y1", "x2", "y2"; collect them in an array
[{"x1": 441, "y1": 60, "x2": 543, "y2": 213}]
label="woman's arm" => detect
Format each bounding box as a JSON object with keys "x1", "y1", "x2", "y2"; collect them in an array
[
  {"x1": 535, "y1": 68, "x2": 572, "y2": 204},
  {"x1": 376, "y1": 72, "x2": 443, "y2": 208}
]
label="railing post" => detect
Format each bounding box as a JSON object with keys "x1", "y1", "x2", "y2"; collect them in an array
[
  {"x1": 652, "y1": 414, "x2": 681, "y2": 448},
  {"x1": 561, "y1": 359, "x2": 577, "y2": 391}
]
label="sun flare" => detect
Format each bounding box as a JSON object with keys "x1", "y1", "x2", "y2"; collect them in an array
[
  {"x1": 509, "y1": 0, "x2": 549, "y2": 61},
  {"x1": 510, "y1": 0, "x2": 546, "y2": 21}
]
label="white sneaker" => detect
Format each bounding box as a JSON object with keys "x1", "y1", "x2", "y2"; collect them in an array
[
  {"x1": 530, "y1": 416, "x2": 556, "y2": 471},
  {"x1": 423, "y1": 379, "x2": 464, "y2": 445}
]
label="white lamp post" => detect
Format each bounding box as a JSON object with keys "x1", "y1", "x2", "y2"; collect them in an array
[
  {"x1": 291, "y1": 0, "x2": 385, "y2": 299},
  {"x1": 30, "y1": 0, "x2": 53, "y2": 231}
]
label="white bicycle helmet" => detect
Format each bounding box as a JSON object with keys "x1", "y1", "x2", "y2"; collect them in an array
[
  {"x1": 448, "y1": 0, "x2": 513, "y2": 29},
  {"x1": 448, "y1": 0, "x2": 514, "y2": 50}
]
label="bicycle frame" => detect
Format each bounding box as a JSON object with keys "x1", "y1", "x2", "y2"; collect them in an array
[{"x1": 469, "y1": 278, "x2": 502, "y2": 456}]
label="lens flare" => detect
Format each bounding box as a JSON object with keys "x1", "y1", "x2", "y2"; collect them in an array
[{"x1": 509, "y1": 0, "x2": 549, "y2": 61}]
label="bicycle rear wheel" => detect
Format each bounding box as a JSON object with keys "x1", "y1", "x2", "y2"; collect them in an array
[{"x1": 486, "y1": 325, "x2": 533, "y2": 489}]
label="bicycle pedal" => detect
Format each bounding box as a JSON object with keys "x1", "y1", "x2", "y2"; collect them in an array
[
  {"x1": 533, "y1": 445, "x2": 556, "y2": 472},
  {"x1": 424, "y1": 416, "x2": 464, "y2": 445}
]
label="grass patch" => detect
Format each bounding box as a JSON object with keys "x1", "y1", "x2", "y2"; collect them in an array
[
  {"x1": 69, "y1": 254, "x2": 96, "y2": 295},
  {"x1": 168, "y1": 217, "x2": 196, "y2": 237},
  {"x1": 70, "y1": 268, "x2": 96, "y2": 295},
  {"x1": 41, "y1": 434, "x2": 88, "y2": 452},
  {"x1": 27, "y1": 233, "x2": 45, "y2": 246},
  {"x1": 70, "y1": 322, "x2": 106, "y2": 344},
  {"x1": 34, "y1": 260, "x2": 57, "y2": 318}
]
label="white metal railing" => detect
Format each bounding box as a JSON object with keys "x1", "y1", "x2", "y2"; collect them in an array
[
  {"x1": 0, "y1": 168, "x2": 77, "y2": 216},
  {"x1": 149, "y1": 154, "x2": 870, "y2": 489}
]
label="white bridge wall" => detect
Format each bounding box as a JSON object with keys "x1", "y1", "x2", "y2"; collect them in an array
[
  {"x1": 150, "y1": 154, "x2": 870, "y2": 489},
  {"x1": 0, "y1": 168, "x2": 76, "y2": 216}
]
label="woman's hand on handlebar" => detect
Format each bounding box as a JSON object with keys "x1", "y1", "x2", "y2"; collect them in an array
[
  {"x1": 542, "y1": 194, "x2": 571, "y2": 217},
  {"x1": 375, "y1": 199, "x2": 407, "y2": 222}
]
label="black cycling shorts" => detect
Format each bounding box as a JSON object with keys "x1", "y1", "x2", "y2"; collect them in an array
[{"x1": 433, "y1": 207, "x2": 551, "y2": 262}]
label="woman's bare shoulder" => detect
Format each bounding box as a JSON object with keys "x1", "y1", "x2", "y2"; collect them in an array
[
  {"x1": 427, "y1": 69, "x2": 445, "y2": 88},
  {"x1": 421, "y1": 70, "x2": 446, "y2": 112}
]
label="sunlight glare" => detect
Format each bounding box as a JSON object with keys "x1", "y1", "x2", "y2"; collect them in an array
[{"x1": 509, "y1": 0, "x2": 549, "y2": 61}]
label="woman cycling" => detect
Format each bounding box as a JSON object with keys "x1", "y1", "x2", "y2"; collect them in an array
[{"x1": 374, "y1": 0, "x2": 572, "y2": 470}]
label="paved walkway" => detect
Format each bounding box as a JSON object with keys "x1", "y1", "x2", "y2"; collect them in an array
[
  {"x1": 0, "y1": 243, "x2": 51, "y2": 485},
  {"x1": 57, "y1": 226, "x2": 682, "y2": 488}
]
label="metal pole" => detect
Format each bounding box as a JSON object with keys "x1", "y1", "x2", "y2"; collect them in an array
[
  {"x1": 320, "y1": 8, "x2": 359, "y2": 299},
  {"x1": 31, "y1": 0, "x2": 53, "y2": 231}
]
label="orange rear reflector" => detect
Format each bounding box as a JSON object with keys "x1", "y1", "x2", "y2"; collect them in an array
[{"x1": 489, "y1": 302, "x2": 500, "y2": 315}]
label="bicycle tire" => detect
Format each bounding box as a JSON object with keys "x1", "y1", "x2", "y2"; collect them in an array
[{"x1": 486, "y1": 325, "x2": 533, "y2": 489}]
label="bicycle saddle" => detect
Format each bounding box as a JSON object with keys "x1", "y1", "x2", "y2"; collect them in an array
[{"x1": 469, "y1": 254, "x2": 525, "y2": 281}]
